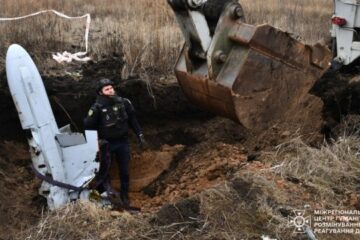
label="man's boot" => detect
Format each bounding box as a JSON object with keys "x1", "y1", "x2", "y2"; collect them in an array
[{"x1": 120, "y1": 190, "x2": 130, "y2": 207}]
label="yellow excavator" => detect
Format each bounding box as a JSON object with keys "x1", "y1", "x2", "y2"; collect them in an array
[{"x1": 167, "y1": 0, "x2": 338, "y2": 129}]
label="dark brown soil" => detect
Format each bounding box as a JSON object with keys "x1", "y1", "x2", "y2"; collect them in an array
[{"x1": 0, "y1": 141, "x2": 42, "y2": 240}]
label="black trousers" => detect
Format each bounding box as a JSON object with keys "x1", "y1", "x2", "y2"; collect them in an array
[{"x1": 96, "y1": 140, "x2": 130, "y2": 194}]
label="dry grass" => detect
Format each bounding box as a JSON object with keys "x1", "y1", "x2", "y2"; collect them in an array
[
  {"x1": 18, "y1": 182, "x2": 286, "y2": 240},
  {"x1": 197, "y1": 177, "x2": 290, "y2": 239},
  {"x1": 269, "y1": 134, "x2": 360, "y2": 206},
  {"x1": 0, "y1": 0, "x2": 332, "y2": 74},
  {"x1": 18, "y1": 176, "x2": 297, "y2": 240},
  {"x1": 17, "y1": 126, "x2": 360, "y2": 239},
  {"x1": 238, "y1": 128, "x2": 360, "y2": 239},
  {"x1": 242, "y1": 0, "x2": 332, "y2": 43},
  {"x1": 203, "y1": 126, "x2": 360, "y2": 239},
  {"x1": 0, "y1": 0, "x2": 182, "y2": 74},
  {"x1": 19, "y1": 201, "x2": 155, "y2": 240}
]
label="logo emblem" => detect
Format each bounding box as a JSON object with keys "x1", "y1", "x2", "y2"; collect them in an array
[{"x1": 288, "y1": 210, "x2": 311, "y2": 233}]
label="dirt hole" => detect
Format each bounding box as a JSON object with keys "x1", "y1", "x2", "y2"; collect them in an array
[
  {"x1": 0, "y1": 58, "x2": 251, "y2": 238},
  {"x1": 2, "y1": 58, "x2": 360, "y2": 239}
]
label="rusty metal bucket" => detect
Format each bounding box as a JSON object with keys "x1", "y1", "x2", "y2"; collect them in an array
[{"x1": 174, "y1": 21, "x2": 332, "y2": 129}]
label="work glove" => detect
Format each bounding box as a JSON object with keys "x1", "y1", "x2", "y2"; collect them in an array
[{"x1": 138, "y1": 134, "x2": 148, "y2": 149}]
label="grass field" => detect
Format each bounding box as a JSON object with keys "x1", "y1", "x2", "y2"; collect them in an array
[{"x1": 0, "y1": 0, "x2": 332, "y2": 74}]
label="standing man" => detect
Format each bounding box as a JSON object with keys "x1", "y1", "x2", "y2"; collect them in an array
[{"x1": 84, "y1": 78, "x2": 146, "y2": 206}]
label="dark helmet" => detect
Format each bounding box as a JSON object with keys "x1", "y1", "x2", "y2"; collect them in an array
[{"x1": 97, "y1": 78, "x2": 114, "y2": 93}]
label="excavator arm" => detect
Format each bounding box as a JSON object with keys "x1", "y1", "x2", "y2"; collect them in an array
[{"x1": 168, "y1": 0, "x2": 332, "y2": 129}]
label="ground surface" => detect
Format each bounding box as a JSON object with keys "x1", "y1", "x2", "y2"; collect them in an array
[{"x1": 1, "y1": 56, "x2": 360, "y2": 239}]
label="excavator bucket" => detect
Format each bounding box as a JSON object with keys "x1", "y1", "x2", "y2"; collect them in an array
[{"x1": 169, "y1": 0, "x2": 332, "y2": 129}]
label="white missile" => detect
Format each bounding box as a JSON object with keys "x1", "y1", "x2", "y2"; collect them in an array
[{"x1": 6, "y1": 44, "x2": 99, "y2": 209}]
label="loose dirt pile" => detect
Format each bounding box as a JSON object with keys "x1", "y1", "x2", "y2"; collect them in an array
[{"x1": 130, "y1": 117, "x2": 249, "y2": 212}]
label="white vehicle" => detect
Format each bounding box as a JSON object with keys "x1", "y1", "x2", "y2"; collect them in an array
[{"x1": 332, "y1": 0, "x2": 360, "y2": 65}]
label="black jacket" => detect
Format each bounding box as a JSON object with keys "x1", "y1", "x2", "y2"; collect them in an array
[{"x1": 84, "y1": 95, "x2": 142, "y2": 142}]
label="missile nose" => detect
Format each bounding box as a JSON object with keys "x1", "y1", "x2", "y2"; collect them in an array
[{"x1": 6, "y1": 44, "x2": 28, "y2": 61}]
